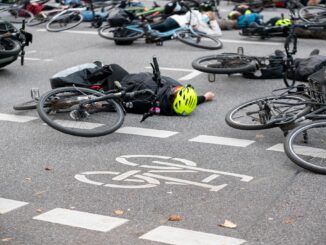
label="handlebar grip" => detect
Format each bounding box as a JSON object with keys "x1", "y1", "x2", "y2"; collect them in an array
[{"x1": 153, "y1": 56, "x2": 160, "y2": 73}]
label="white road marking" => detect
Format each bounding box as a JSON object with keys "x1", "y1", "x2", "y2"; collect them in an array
[
  {"x1": 139, "y1": 226, "x2": 247, "y2": 245},
  {"x1": 116, "y1": 127, "x2": 178, "y2": 138},
  {"x1": 33, "y1": 208, "x2": 128, "y2": 232},
  {"x1": 268, "y1": 143, "x2": 326, "y2": 158},
  {"x1": 37, "y1": 29, "x2": 98, "y2": 35},
  {"x1": 25, "y1": 57, "x2": 53, "y2": 62},
  {"x1": 179, "y1": 70, "x2": 202, "y2": 81},
  {"x1": 189, "y1": 135, "x2": 255, "y2": 147},
  {"x1": 220, "y1": 39, "x2": 282, "y2": 46},
  {"x1": 143, "y1": 173, "x2": 227, "y2": 192},
  {"x1": 37, "y1": 29, "x2": 281, "y2": 46},
  {"x1": 202, "y1": 174, "x2": 220, "y2": 183},
  {"x1": 0, "y1": 113, "x2": 37, "y2": 123},
  {"x1": 54, "y1": 120, "x2": 104, "y2": 129},
  {"x1": 0, "y1": 198, "x2": 28, "y2": 214}
]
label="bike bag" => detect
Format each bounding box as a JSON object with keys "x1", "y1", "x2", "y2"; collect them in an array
[
  {"x1": 82, "y1": 10, "x2": 108, "y2": 22},
  {"x1": 243, "y1": 53, "x2": 284, "y2": 79},
  {"x1": 308, "y1": 66, "x2": 326, "y2": 104},
  {"x1": 50, "y1": 63, "x2": 112, "y2": 89},
  {"x1": 107, "y1": 9, "x2": 135, "y2": 27},
  {"x1": 288, "y1": 54, "x2": 326, "y2": 82}
]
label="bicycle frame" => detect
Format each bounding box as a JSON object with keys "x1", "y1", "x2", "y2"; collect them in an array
[{"x1": 123, "y1": 23, "x2": 201, "y2": 39}]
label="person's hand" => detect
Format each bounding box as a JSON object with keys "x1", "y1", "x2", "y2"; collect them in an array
[{"x1": 204, "y1": 91, "x2": 215, "y2": 101}]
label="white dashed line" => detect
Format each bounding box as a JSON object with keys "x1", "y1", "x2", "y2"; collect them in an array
[
  {"x1": 116, "y1": 126, "x2": 178, "y2": 138},
  {"x1": 139, "y1": 226, "x2": 246, "y2": 245},
  {"x1": 0, "y1": 113, "x2": 37, "y2": 123},
  {"x1": 33, "y1": 208, "x2": 128, "y2": 232},
  {"x1": 268, "y1": 143, "x2": 326, "y2": 158},
  {"x1": 0, "y1": 198, "x2": 28, "y2": 214},
  {"x1": 189, "y1": 135, "x2": 255, "y2": 147}
]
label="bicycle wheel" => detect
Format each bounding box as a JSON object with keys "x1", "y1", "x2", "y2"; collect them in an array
[
  {"x1": 13, "y1": 100, "x2": 37, "y2": 110},
  {"x1": 46, "y1": 11, "x2": 83, "y2": 32},
  {"x1": 285, "y1": 120, "x2": 326, "y2": 174},
  {"x1": 98, "y1": 24, "x2": 144, "y2": 42},
  {"x1": 192, "y1": 54, "x2": 257, "y2": 74},
  {"x1": 225, "y1": 95, "x2": 311, "y2": 130},
  {"x1": 0, "y1": 8, "x2": 34, "y2": 24},
  {"x1": 0, "y1": 38, "x2": 21, "y2": 57},
  {"x1": 299, "y1": 6, "x2": 326, "y2": 24},
  {"x1": 175, "y1": 30, "x2": 223, "y2": 50},
  {"x1": 37, "y1": 87, "x2": 125, "y2": 137}
]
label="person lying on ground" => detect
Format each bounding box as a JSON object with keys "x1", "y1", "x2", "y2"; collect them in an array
[{"x1": 50, "y1": 63, "x2": 215, "y2": 116}]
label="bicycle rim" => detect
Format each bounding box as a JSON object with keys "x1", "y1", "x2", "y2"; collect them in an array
[
  {"x1": 98, "y1": 24, "x2": 143, "y2": 41},
  {"x1": 225, "y1": 95, "x2": 311, "y2": 130},
  {"x1": 37, "y1": 87, "x2": 125, "y2": 137},
  {"x1": 192, "y1": 54, "x2": 257, "y2": 74},
  {"x1": 0, "y1": 8, "x2": 34, "y2": 24},
  {"x1": 299, "y1": 6, "x2": 326, "y2": 24},
  {"x1": 46, "y1": 11, "x2": 83, "y2": 32},
  {"x1": 285, "y1": 121, "x2": 326, "y2": 174},
  {"x1": 176, "y1": 30, "x2": 222, "y2": 50}
]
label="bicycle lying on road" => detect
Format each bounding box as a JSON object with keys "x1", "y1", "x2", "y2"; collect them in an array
[
  {"x1": 98, "y1": 3, "x2": 223, "y2": 50},
  {"x1": 15, "y1": 57, "x2": 163, "y2": 137},
  {"x1": 191, "y1": 22, "x2": 325, "y2": 83},
  {"x1": 0, "y1": 19, "x2": 32, "y2": 68},
  {"x1": 225, "y1": 65, "x2": 326, "y2": 174}
]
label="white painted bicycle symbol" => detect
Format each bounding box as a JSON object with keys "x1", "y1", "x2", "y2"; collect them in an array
[{"x1": 75, "y1": 155, "x2": 254, "y2": 192}]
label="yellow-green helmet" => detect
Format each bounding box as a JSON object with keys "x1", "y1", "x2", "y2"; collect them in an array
[
  {"x1": 172, "y1": 86, "x2": 197, "y2": 116},
  {"x1": 275, "y1": 19, "x2": 292, "y2": 26}
]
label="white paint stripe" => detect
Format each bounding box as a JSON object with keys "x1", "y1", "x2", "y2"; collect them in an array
[
  {"x1": 220, "y1": 39, "x2": 282, "y2": 46},
  {"x1": 0, "y1": 198, "x2": 28, "y2": 214},
  {"x1": 145, "y1": 66, "x2": 194, "y2": 72},
  {"x1": 36, "y1": 28, "x2": 281, "y2": 46},
  {"x1": 189, "y1": 135, "x2": 255, "y2": 147},
  {"x1": 54, "y1": 120, "x2": 104, "y2": 129},
  {"x1": 268, "y1": 143, "x2": 326, "y2": 158},
  {"x1": 0, "y1": 113, "x2": 37, "y2": 123},
  {"x1": 139, "y1": 226, "x2": 246, "y2": 245},
  {"x1": 33, "y1": 208, "x2": 128, "y2": 232},
  {"x1": 25, "y1": 57, "x2": 53, "y2": 62},
  {"x1": 37, "y1": 29, "x2": 98, "y2": 35},
  {"x1": 202, "y1": 174, "x2": 220, "y2": 183},
  {"x1": 143, "y1": 173, "x2": 227, "y2": 192},
  {"x1": 112, "y1": 170, "x2": 140, "y2": 181},
  {"x1": 116, "y1": 127, "x2": 178, "y2": 138},
  {"x1": 179, "y1": 70, "x2": 202, "y2": 81}
]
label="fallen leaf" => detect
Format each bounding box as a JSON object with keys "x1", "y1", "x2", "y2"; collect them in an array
[
  {"x1": 114, "y1": 210, "x2": 124, "y2": 215},
  {"x1": 34, "y1": 191, "x2": 46, "y2": 196},
  {"x1": 36, "y1": 208, "x2": 43, "y2": 213},
  {"x1": 255, "y1": 134, "x2": 265, "y2": 139},
  {"x1": 159, "y1": 219, "x2": 167, "y2": 225},
  {"x1": 25, "y1": 178, "x2": 31, "y2": 181},
  {"x1": 219, "y1": 220, "x2": 237, "y2": 229},
  {"x1": 1, "y1": 238, "x2": 13, "y2": 242},
  {"x1": 284, "y1": 218, "x2": 295, "y2": 224},
  {"x1": 45, "y1": 167, "x2": 53, "y2": 171},
  {"x1": 168, "y1": 215, "x2": 182, "y2": 221}
]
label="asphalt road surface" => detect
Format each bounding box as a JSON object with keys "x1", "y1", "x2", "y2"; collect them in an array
[{"x1": 1, "y1": 1, "x2": 326, "y2": 245}]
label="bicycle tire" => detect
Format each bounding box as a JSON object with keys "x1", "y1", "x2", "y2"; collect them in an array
[
  {"x1": 46, "y1": 11, "x2": 83, "y2": 32},
  {"x1": 0, "y1": 38, "x2": 21, "y2": 57},
  {"x1": 0, "y1": 8, "x2": 34, "y2": 24},
  {"x1": 284, "y1": 120, "x2": 326, "y2": 174},
  {"x1": 98, "y1": 24, "x2": 144, "y2": 42},
  {"x1": 175, "y1": 30, "x2": 223, "y2": 50},
  {"x1": 13, "y1": 100, "x2": 37, "y2": 110},
  {"x1": 225, "y1": 95, "x2": 311, "y2": 130},
  {"x1": 298, "y1": 6, "x2": 326, "y2": 23},
  {"x1": 192, "y1": 54, "x2": 257, "y2": 74},
  {"x1": 37, "y1": 87, "x2": 125, "y2": 137}
]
